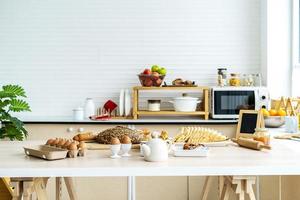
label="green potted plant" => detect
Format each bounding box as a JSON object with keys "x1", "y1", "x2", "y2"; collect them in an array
[{"x1": 0, "y1": 85, "x2": 31, "y2": 140}]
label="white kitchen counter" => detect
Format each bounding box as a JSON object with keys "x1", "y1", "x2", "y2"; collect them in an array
[
  {"x1": 19, "y1": 116, "x2": 237, "y2": 124},
  {"x1": 1, "y1": 138, "x2": 300, "y2": 178}
]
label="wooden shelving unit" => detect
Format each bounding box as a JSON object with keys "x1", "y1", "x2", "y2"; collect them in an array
[{"x1": 132, "y1": 86, "x2": 210, "y2": 120}]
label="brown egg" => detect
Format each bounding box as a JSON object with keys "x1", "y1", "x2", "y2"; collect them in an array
[
  {"x1": 46, "y1": 138, "x2": 54, "y2": 145},
  {"x1": 78, "y1": 141, "x2": 87, "y2": 149},
  {"x1": 68, "y1": 142, "x2": 78, "y2": 150},
  {"x1": 121, "y1": 135, "x2": 131, "y2": 144},
  {"x1": 57, "y1": 139, "x2": 66, "y2": 148},
  {"x1": 111, "y1": 137, "x2": 120, "y2": 145},
  {"x1": 63, "y1": 140, "x2": 72, "y2": 149},
  {"x1": 52, "y1": 138, "x2": 60, "y2": 146}
]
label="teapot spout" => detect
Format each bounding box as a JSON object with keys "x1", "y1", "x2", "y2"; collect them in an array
[{"x1": 141, "y1": 144, "x2": 151, "y2": 157}]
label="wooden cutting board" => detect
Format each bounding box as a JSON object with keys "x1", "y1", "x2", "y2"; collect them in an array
[{"x1": 86, "y1": 143, "x2": 140, "y2": 150}]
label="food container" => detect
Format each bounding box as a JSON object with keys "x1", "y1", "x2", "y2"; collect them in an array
[
  {"x1": 148, "y1": 100, "x2": 161, "y2": 111},
  {"x1": 229, "y1": 73, "x2": 241, "y2": 86},
  {"x1": 170, "y1": 94, "x2": 201, "y2": 112},
  {"x1": 264, "y1": 116, "x2": 285, "y2": 128},
  {"x1": 217, "y1": 68, "x2": 227, "y2": 86},
  {"x1": 138, "y1": 74, "x2": 165, "y2": 87},
  {"x1": 73, "y1": 107, "x2": 84, "y2": 120},
  {"x1": 24, "y1": 145, "x2": 68, "y2": 160},
  {"x1": 254, "y1": 128, "x2": 270, "y2": 145}
]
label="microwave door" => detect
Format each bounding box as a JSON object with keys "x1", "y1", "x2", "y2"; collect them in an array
[{"x1": 213, "y1": 91, "x2": 255, "y2": 118}]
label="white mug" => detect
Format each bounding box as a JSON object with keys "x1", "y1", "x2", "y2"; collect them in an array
[{"x1": 285, "y1": 116, "x2": 299, "y2": 133}]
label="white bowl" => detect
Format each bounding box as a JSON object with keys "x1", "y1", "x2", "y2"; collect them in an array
[
  {"x1": 169, "y1": 97, "x2": 201, "y2": 112},
  {"x1": 264, "y1": 116, "x2": 285, "y2": 128}
]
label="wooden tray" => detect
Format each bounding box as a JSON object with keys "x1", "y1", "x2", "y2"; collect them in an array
[{"x1": 24, "y1": 145, "x2": 68, "y2": 160}]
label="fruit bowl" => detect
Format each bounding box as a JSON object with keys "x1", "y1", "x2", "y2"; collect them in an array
[
  {"x1": 264, "y1": 116, "x2": 285, "y2": 128},
  {"x1": 138, "y1": 74, "x2": 165, "y2": 87}
]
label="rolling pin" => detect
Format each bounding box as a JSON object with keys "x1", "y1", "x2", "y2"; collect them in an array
[{"x1": 232, "y1": 138, "x2": 271, "y2": 150}]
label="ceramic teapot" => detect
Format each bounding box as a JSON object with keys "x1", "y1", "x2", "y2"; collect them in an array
[{"x1": 141, "y1": 132, "x2": 172, "y2": 162}]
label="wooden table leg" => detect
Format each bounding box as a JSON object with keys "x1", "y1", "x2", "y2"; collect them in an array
[
  {"x1": 200, "y1": 176, "x2": 212, "y2": 200},
  {"x1": 220, "y1": 179, "x2": 231, "y2": 200},
  {"x1": 33, "y1": 178, "x2": 48, "y2": 200},
  {"x1": 218, "y1": 176, "x2": 225, "y2": 199},
  {"x1": 11, "y1": 180, "x2": 23, "y2": 200},
  {"x1": 23, "y1": 180, "x2": 34, "y2": 200},
  {"x1": 56, "y1": 177, "x2": 62, "y2": 200},
  {"x1": 64, "y1": 177, "x2": 78, "y2": 200}
]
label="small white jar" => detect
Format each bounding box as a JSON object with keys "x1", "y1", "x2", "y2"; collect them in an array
[
  {"x1": 73, "y1": 107, "x2": 84, "y2": 121},
  {"x1": 148, "y1": 100, "x2": 161, "y2": 111}
]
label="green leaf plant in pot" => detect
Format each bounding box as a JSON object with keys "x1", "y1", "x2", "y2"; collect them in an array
[{"x1": 0, "y1": 85, "x2": 31, "y2": 140}]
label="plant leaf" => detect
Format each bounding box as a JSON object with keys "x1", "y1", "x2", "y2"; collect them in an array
[
  {"x1": 0, "y1": 100, "x2": 10, "y2": 109},
  {"x1": 2, "y1": 85, "x2": 26, "y2": 97},
  {"x1": 2, "y1": 123, "x2": 25, "y2": 141},
  {"x1": 0, "y1": 91, "x2": 16, "y2": 98},
  {"x1": 9, "y1": 99, "x2": 31, "y2": 112}
]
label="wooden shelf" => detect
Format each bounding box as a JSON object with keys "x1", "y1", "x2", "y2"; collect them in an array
[
  {"x1": 132, "y1": 86, "x2": 210, "y2": 120},
  {"x1": 137, "y1": 110, "x2": 206, "y2": 115},
  {"x1": 133, "y1": 86, "x2": 210, "y2": 91}
]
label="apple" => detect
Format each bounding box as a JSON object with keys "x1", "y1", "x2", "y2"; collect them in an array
[
  {"x1": 151, "y1": 65, "x2": 160, "y2": 72},
  {"x1": 143, "y1": 69, "x2": 151, "y2": 75},
  {"x1": 151, "y1": 72, "x2": 160, "y2": 80},
  {"x1": 158, "y1": 67, "x2": 166, "y2": 75},
  {"x1": 144, "y1": 79, "x2": 153, "y2": 86},
  {"x1": 155, "y1": 79, "x2": 162, "y2": 86}
]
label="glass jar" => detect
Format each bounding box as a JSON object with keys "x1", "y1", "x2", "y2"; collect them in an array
[
  {"x1": 243, "y1": 74, "x2": 254, "y2": 86},
  {"x1": 217, "y1": 68, "x2": 227, "y2": 86},
  {"x1": 254, "y1": 128, "x2": 270, "y2": 145},
  {"x1": 229, "y1": 73, "x2": 241, "y2": 86},
  {"x1": 148, "y1": 100, "x2": 161, "y2": 111},
  {"x1": 254, "y1": 73, "x2": 262, "y2": 86}
]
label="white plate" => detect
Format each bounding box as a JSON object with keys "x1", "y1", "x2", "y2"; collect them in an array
[
  {"x1": 174, "y1": 140, "x2": 230, "y2": 147},
  {"x1": 119, "y1": 89, "x2": 125, "y2": 116},
  {"x1": 173, "y1": 145, "x2": 209, "y2": 157},
  {"x1": 124, "y1": 89, "x2": 131, "y2": 116}
]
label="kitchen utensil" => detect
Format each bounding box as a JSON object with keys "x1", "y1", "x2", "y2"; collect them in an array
[
  {"x1": 119, "y1": 89, "x2": 125, "y2": 116},
  {"x1": 285, "y1": 116, "x2": 299, "y2": 133},
  {"x1": 73, "y1": 107, "x2": 84, "y2": 121},
  {"x1": 124, "y1": 89, "x2": 131, "y2": 116},
  {"x1": 173, "y1": 145, "x2": 209, "y2": 157},
  {"x1": 24, "y1": 145, "x2": 68, "y2": 160},
  {"x1": 110, "y1": 144, "x2": 121, "y2": 159},
  {"x1": 84, "y1": 98, "x2": 95, "y2": 118},
  {"x1": 121, "y1": 143, "x2": 132, "y2": 157},
  {"x1": 148, "y1": 100, "x2": 161, "y2": 111},
  {"x1": 141, "y1": 132, "x2": 172, "y2": 162},
  {"x1": 264, "y1": 116, "x2": 285, "y2": 128},
  {"x1": 169, "y1": 94, "x2": 201, "y2": 112},
  {"x1": 138, "y1": 74, "x2": 165, "y2": 87},
  {"x1": 232, "y1": 138, "x2": 271, "y2": 150}
]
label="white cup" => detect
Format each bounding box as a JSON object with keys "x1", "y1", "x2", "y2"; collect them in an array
[{"x1": 285, "y1": 116, "x2": 299, "y2": 133}]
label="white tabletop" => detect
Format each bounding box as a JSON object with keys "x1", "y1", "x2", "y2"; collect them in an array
[{"x1": 1, "y1": 139, "x2": 300, "y2": 178}]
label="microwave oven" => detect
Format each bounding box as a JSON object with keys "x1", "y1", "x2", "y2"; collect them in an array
[{"x1": 210, "y1": 87, "x2": 270, "y2": 119}]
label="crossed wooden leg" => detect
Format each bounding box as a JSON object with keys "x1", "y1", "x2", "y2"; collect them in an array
[{"x1": 220, "y1": 176, "x2": 256, "y2": 200}]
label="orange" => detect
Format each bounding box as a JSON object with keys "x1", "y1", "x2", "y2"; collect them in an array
[
  {"x1": 261, "y1": 108, "x2": 270, "y2": 117},
  {"x1": 277, "y1": 109, "x2": 286, "y2": 116},
  {"x1": 269, "y1": 109, "x2": 278, "y2": 116}
]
